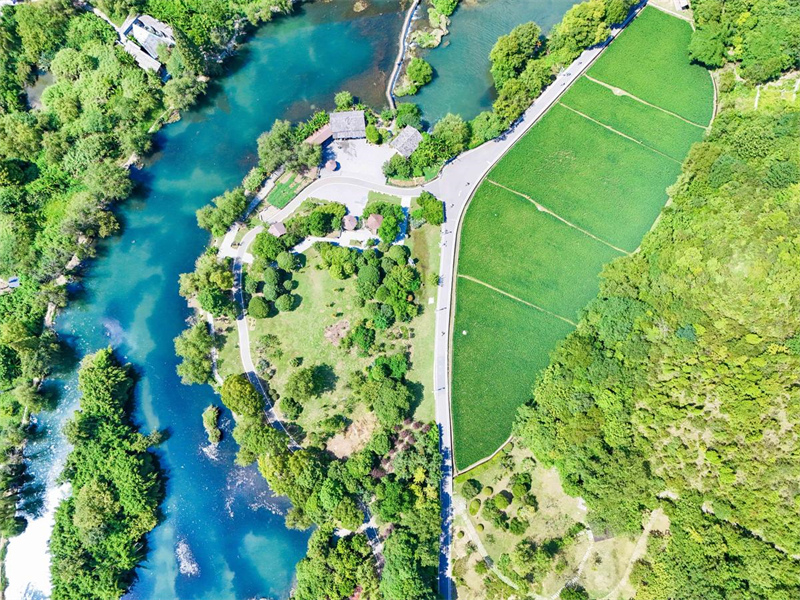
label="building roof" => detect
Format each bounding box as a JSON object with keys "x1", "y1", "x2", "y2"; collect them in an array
[
  {"x1": 305, "y1": 123, "x2": 333, "y2": 145},
  {"x1": 342, "y1": 215, "x2": 358, "y2": 231},
  {"x1": 329, "y1": 110, "x2": 367, "y2": 139},
  {"x1": 268, "y1": 222, "x2": 287, "y2": 237},
  {"x1": 136, "y1": 15, "x2": 175, "y2": 40},
  {"x1": 673, "y1": 0, "x2": 690, "y2": 8},
  {"x1": 390, "y1": 125, "x2": 423, "y2": 158},
  {"x1": 365, "y1": 213, "x2": 384, "y2": 234},
  {"x1": 123, "y1": 40, "x2": 162, "y2": 72}
]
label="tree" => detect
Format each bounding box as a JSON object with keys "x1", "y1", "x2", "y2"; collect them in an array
[
  {"x1": 174, "y1": 322, "x2": 214, "y2": 385},
  {"x1": 275, "y1": 293, "x2": 295, "y2": 312},
  {"x1": 415, "y1": 191, "x2": 444, "y2": 226},
  {"x1": 489, "y1": 22, "x2": 542, "y2": 89},
  {"x1": 196, "y1": 188, "x2": 247, "y2": 237},
  {"x1": 285, "y1": 367, "x2": 319, "y2": 403},
  {"x1": 366, "y1": 123, "x2": 381, "y2": 144},
  {"x1": 395, "y1": 103, "x2": 422, "y2": 130},
  {"x1": 469, "y1": 111, "x2": 504, "y2": 146},
  {"x1": 461, "y1": 479, "x2": 482, "y2": 499},
  {"x1": 252, "y1": 231, "x2": 286, "y2": 262},
  {"x1": 276, "y1": 250, "x2": 297, "y2": 271},
  {"x1": 406, "y1": 58, "x2": 433, "y2": 88},
  {"x1": 220, "y1": 374, "x2": 264, "y2": 418},
  {"x1": 432, "y1": 113, "x2": 469, "y2": 157},
  {"x1": 248, "y1": 296, "x2": 269, "y2": 318}
]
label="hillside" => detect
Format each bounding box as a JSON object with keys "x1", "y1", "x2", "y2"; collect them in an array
[{"x1": 516, "y1": 45, "x2": 800, "y2": 600}]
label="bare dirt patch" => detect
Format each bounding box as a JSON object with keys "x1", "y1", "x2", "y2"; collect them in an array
[
  {"x1": 327, "y1": 411, "x2": 378, "y2": 458},
  {"x1": 324, "y1": 319, "x2": 350, "y2": 346}
]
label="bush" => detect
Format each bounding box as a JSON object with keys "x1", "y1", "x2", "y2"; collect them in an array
[
  {"x1": 395, "y1": 103, "x2": 422, "y2": 130},
  {"x1": 493, "y1": 493, "x2": 510, "y2": 510},
  {"x1": 462, "y1": 478, "x2": 483, "y2": 499},
  {"x1": 366, "y1": 123, "x2": 381, "y2": 144},
  {"x1": 468, "y1": 499, "x2": 481, "y2": 515},
  {"x1": 247, "y1": 296, "x2": 269, "y2": 319},
  {"x1": 476, "y1": 523, "x2": 484, "y2": 532},
  {"x1": 280, "y1": 396, "x2": 303, "y2": 420},
  {"x1": 560, "y1": 585, "x2": 590, "y2": 600}
]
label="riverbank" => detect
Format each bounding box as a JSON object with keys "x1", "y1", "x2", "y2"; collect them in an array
[{"x1": 4, "y1": 2, "x2": 407, "y2": 598}]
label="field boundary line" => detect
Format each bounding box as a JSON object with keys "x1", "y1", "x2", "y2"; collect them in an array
[
  {"x1": 584, "y1": 74, "x2": 709, "y2": 128},
  {"x1": 486, "y1": 180, "x2": 631, "y2": 255},
  {"x1": 457, "y1": 274, "x2": 578, "y2": 327},
  {"x1": 557, "y1": 102, "x2": 682, "y2": 164}
]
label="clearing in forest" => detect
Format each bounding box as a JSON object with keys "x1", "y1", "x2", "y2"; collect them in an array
[{"x1": 451, "y1": 6, "x2": 713, "y2": 471}]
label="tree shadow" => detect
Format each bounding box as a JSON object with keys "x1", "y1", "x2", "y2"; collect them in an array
[{"x1": 313, "y1": 364, "x2": 338, "y2": 395}]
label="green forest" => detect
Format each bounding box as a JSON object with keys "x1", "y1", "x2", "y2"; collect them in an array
[
  {"x1": 50, "y1": 349, "x2": 163, "y2": 600},
  {"x1": 515, "y1": 4, "x2": 800, "y2": 598}
]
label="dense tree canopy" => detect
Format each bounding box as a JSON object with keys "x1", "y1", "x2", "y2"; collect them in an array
[{"x1": 50, "y1": 349, "x2": 163, "y2": 600}]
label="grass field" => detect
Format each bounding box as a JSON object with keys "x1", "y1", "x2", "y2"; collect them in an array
[
  {"x1": 457, "y1": 185, "x2": 622, "y2": 321},
  {"x1": 587, "y1": 6, "x2": 714, "y2": 126},
  {"x1": 451, "y1": 278, "x2": 573, "y2": 468},
  {"x1": 451, "y1": 7, "x2": 713, "y2": 471},
  {"x1": 488, "y1": 103, "x2": 680, "y2": 252},
  {"x1": 560, "y1": 76, "x2": 707, "y2": 161}
]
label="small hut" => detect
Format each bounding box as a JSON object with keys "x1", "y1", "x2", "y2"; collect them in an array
[
  {"x1": 268, "y1": 222, "x2": 287, "y2": 237},
  {"x1": 342, "y1": 215, "x2": 358, "y2": 231},
  {"x1": 390, "y1": 126, "x2": 423, "y2": 158},
  {"x1": 365, "y1": 213, "x2": 384, "y2": 235}
]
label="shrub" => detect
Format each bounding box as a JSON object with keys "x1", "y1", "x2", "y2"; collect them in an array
[
  {"x1": 493, "y1": 493, "x2": 510, "y2": 510},
  {"x1": 476, "y1": 523, "x2": 484, "y2": 532},
  {"x1": 474, "y1": 559, "x2": 488, "y2": 573},
  {"x1": 415, "y1": 191, "x2": 444, "y2": 226},
  {"x1": 366, "y1": 123, "x2": 381, "y2": 144},
  {"x1": 560, "y1": 585, "x2": 590, "y2": 600},
  {"x1": 247, "y1": 296, "x2": 269, "y2": 319},
  {"x1": 468, "y1": 499, "x2": 481, "y2": 515}
]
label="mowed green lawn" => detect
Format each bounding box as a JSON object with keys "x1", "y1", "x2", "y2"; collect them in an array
[
  {"x1": 457, "y1": 184, "x2": 622, "y2": 321},
  {"x1": 489, "y1": 103, "x2": 679, "y2": 252},
  {"x1": 587, "y1": 6, "x2": 714, "y2": 126},
  {"x1": 560, "y1": 76, "x2": 707, "y2": 161},
  {"x1": 451, "y1": 7, "x2": 713, "y2": 471},
  {"x1": 451, "y1": 278, "x2": 574, "y2": 470}
]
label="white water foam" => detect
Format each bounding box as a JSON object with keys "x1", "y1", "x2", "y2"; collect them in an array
[
  {"x1": 175, "y1": 538, "x2": 200, "y2": 577},
  {"x1": 5, "y1": 482, "x2": 71, "y2": 600}
]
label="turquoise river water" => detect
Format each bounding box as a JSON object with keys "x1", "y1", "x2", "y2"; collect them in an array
[{"x1": 7, "y1": 1, "x2": 576, "y2": 598}]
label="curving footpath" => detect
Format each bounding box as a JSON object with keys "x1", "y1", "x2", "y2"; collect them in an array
[{"x1": 226, "y1": 6, "x2": 643, "y2": 596}]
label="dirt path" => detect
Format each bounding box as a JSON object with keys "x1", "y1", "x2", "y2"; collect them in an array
[
  {"x1": 485, "y1": 180, "x2": 631, "y2": 255},
  {"x1": 457, "y1": 274, "x2": 577, "y2": 326},
  {"x1": 600, "y1": 508, "x2": 663, "y2": 600}
]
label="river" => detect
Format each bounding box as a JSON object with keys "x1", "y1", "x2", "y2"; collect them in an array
[{"x1": 5, "y1": 0, "x2": 574, "y2": 598}]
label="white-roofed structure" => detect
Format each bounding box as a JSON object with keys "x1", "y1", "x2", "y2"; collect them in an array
[
  {"x1": 124, "y1": 40, "x2": 162, "y2": 72},
  {"x1": 390, "y1": 125, "x2": 423, "y2": 158}
]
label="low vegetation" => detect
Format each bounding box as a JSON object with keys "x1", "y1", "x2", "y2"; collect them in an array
[{"x1": 451, "y1": 7, "x2": 712, "y2": 469}]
